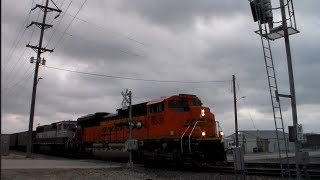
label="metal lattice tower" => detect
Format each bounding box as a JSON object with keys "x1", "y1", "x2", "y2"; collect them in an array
[{"x1": 249, "y1": 0, "x2": 300, "y2": 178}]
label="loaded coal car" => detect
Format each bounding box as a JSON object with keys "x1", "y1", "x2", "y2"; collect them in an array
[
  {"x1": 9, "y1": 131, "x2": 35, "y2": 151},
  {"x1": 17, "y1": 131, "x2": 30, "y2": 151},
  {"x1": 75, "y1": 94, "x2": 226, "y2": 166},
  {"x1": 33, "y1": 120, "x2": 77, "y2": 154},
  {"x1": 9, "y1": 133, "x2": 18, "y2": 150}
]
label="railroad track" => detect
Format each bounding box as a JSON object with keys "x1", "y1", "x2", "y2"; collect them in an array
[
  {"x1": 207, "y1": 162, "x2": 320, "y2": 179},
  {"x1": 10, "y1": 150, "x2": 320, "y2": 179}
]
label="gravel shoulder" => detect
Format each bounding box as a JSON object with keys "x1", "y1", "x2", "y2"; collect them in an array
[
  {"x1": 1, "y1": 151, "x2": 221, "y2": 180},
  {"x1": 1, "y1": 151, "x2": 70, "y2": 160},
  {"x1": 2, "y1": 167, "x2": 225, "y2": 180},
  {"x1": 2, "y1": 151, "x2": 299, "y2": 180}
]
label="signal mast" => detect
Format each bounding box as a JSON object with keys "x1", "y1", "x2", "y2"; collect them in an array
[{"x1": 249, "y1": 0, "x2": 303, "y2": 179}]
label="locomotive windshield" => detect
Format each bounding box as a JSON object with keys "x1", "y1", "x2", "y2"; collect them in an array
[
  {"x1": 191, "y1": 99, "x2": 202, "y2": 106},
  {"x1": 168, "y1": 99, "x2": 190, "y2": 112},
  {"x1": 149, "y1": 102, "x2": 165, "y2": 113},
  {"x1": 63, "y1": 123, "x2": 76, "y2": 130}
]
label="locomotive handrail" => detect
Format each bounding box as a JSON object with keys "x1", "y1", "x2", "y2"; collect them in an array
[
  {"x1": 180, "y1": 125, "x2": 190, "y2": 154},
  {"x1": 188, "y1": 121, "x2": 206, "y2": 152},
  {"x1": 65, "y1": 133, "x2": 76, "y2": 146},
  {"x1": 216, "y1": 121, "x2": 222, "y2": 137}
]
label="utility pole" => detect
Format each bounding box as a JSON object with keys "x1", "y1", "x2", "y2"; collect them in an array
[
  {"x1": 26, "y1": 0, "x2": 61, "y2": 158},
  {"x1": 233, "y1": 74, "x2": 239, "y2": 147},
  {"x1": 233, "y1": 75, "x2": 246, "y2": 180},
  {"x1": 279, "y1": 0, "x2": 301, "y2": 179}
]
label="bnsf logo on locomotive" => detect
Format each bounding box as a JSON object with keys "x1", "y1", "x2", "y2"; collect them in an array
[{"x1": 101, "y1": 126, "x2": 122, "y2": 136}]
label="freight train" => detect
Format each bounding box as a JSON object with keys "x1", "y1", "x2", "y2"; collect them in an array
[{"x1": 9, "y1": 94, "x2": 226, "y2": 165}]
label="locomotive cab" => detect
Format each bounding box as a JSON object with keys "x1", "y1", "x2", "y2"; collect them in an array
[
  {"x1": 143, "y1": 94, "x2": 226, "y2": 164},
  {"x1": 145, "y1": 94, "x2": 222, "y2": 139},
  {"x1": 56, "y1": 121, "x2": 77, "y2": 138},
  {"x1": 34, "y1": 120, "x2": 77, "y2": 154}
]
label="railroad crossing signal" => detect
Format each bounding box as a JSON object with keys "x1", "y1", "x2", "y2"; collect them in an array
[
  {"x1": 289, "y1": 124, "x2": 304, "y2": 142},
  {"x1": 121, "y1": 89, "x2": 130, "y2": 110},
  {"x1": 121, "y1": 89, "x2": 133, "y2": 167},
  {"x1": 297, "y1": 124, "x2": 303, "y2": 142}
]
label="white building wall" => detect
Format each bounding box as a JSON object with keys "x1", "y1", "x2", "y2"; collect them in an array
[
  {"x1": 226, "y1": 131, "x2": 295, "y2": 154},
  {"x1": 243, "y1": 140, "x2": 256, "y2": 153},
  {"x1": 269, "y1": 139, "x2": 295, "y2": 153},
  {"x1": 230, "y1": 136, "x2": 295, "y2": 154}
]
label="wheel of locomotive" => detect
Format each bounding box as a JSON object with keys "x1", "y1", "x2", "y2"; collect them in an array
[
  {"x1": 172, "y1": 151, "x2": 183, "y2": 169},
  {"x1": 193, "y1": 153, "x2": 203, "y2": 169}
]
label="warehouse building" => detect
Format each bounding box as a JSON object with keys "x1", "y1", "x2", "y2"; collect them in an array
[{"x1": 224, "y1": 130, "x2": 295, "y2": 154}]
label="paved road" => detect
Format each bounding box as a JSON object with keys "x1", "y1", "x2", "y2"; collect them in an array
[{"x1": 2, "y1": 159, "x2": 122, "y2": 169}]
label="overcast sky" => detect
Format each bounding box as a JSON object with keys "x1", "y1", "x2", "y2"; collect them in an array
[{"x1": 2, "y1": 0, "x2": 320, "y2": 136}]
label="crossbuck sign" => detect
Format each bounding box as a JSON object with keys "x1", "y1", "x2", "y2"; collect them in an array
[{"x1": 121, "y1": 89, "x2": 130, "y2": 110}]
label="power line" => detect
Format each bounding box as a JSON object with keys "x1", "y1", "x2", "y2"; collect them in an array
[
  {"x1": 45, "y1": 0, "x2": 143, "y2": 60},
  {"x1": 47, "y1": 0, "x2": 67, "y2": 24},
  {"x1": 3, "y1": 51, "x2": 35, "y2": 90},
  {"x1": 43, "y1": 65, "x2": 231, "y2": 83},
  {"x1": 236, "y1": 80, "x2": 257, "y2": 130},
  {"x1": 3, "y1": 0, "x2": 35, "y2": 69},
  {"x1": 4, "y1": 48, "x2": 29, "y2": 88},
  {"x1": 46, "y1": 0, "x2": 87, "y2": 57},
  {"x1": 45, "y1": 25, "x2": 144, "y2": 58},
  {"x1": 6, "y1": 4, "x2": 45, "y2": 87},
  {"x1": 29, "y1": 4, "x2": 44, "y2": 44},
  {"x1": 3, "y1": 67, "x2": 34, "y2": 95},
  {"x1": 45, "y1": 0, "x2": 73, "y2": 48},
  {"x1": 4, "y1": 0, "x2": 44, "y2": 88},
  {"x1": 60, "y1": 11, "x2": 148, "y2": 46}
]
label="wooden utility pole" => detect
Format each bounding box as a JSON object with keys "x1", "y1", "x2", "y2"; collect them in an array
[
  {"x1": 26, "y1": 0, "x2": 61, "y2": 158},
  {"x1": 233, "y1": 75, "x2": 239, "y2": 147}
]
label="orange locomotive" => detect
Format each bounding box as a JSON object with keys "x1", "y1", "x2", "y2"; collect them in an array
[{"x1": 75, "y1": 94, "x2": 226, "y2": 165}]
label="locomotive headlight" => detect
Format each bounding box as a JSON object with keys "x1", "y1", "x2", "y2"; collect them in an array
[
  {"x1": 201, "y1": 109, "x2": 205, "y2": 117},
  {"x1": 202, "y1": 132, "x2": 206, "y2": 137},
  {"x1": 219, "y1": 131, "x2": 224, "y2": 137}
]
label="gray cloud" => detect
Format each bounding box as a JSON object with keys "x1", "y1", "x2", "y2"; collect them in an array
[
  {"x1": 2, "y1": 0, "x2": 320, "y2": 136},
  {"x1": 119, "y1": 0, "x2": 249, "y2": 31}
]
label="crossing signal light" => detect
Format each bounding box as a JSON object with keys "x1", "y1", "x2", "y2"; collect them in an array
[
  {"x1": 250, "y1": 0, "x2": 273, "y2": 24},
  {"x1": 288, "y1": 126, "x2": 295, "y2": 142}
]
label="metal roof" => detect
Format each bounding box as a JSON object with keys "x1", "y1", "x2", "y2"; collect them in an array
[
  {"x1": 226, "y1": 130, "x2": 289, "y2": 139},
  {"x1": 146, "y1": 97, "x2": 167, "y2": 105},
  {"x1": 103, "y1": 113, "x2": 117, "y2": 118}
]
